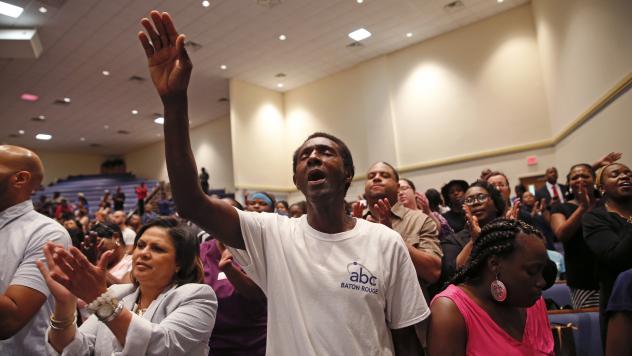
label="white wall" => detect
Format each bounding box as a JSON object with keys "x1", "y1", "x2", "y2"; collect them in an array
[
  {"x1": 34, "y1": 151, "x2": 104, "y2": 185},
  {"x1": 229, "y1": 80, "x2": 291, "y2": 190},
  {"x1": 124, "y1": 116, "x2": 235, "y2": 192},
  {"x1": 532, "y1": 0, "x2": 632, "y2": 134}
]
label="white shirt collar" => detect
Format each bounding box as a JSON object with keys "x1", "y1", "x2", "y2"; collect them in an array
[{"x1": 0, "y1": 200, "x2": 33, "y2": 229}]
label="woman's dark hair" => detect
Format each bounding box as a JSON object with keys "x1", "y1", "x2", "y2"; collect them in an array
[
  {"x1": 133, "y1": 218, "x2": 204, "y2": 286},
  {"x1": 277, "y1": 200, "x2": 289, "y2": 210},
  {"x1": 425, "y1": 188, "x2": 443, "y2": 212},
  {"x1": 565, "y1": 163, "x2": 600, "y2": 200},
  {"x1": 400, "y1": 178, "x2": 416, "y2": 192},
  {"x1": 468, "y1": 180, "x2": 506, "y2": 217},
  {"x1": 289, "y1": 201, "x2": 307, "y2": 214},
  {"x1": 448, "y1": 218, "x2": 544, "y2": 286}
]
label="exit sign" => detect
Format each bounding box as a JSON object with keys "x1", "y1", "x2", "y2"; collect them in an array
[{"x1": 527, "y1": 156, "x2": 538, "y2": 166}]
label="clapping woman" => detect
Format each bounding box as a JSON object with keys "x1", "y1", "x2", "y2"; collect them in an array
[{"x1": 36, "y1": 218, "x2": 217, "y2": 355}]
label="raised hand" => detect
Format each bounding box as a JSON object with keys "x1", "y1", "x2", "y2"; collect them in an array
[
  {"x1": 416, "y1": 192, "x2": 431, "y2": 215},
  {"x1": 36, "y1": 243, "x2": 77, "y2": 307},
  {"x1": 351, "y1": 200, "x2": 366, "y2": 218},
  {"x1": 595, "y1": 152, "x2": 622, "y2": 168},
  {"x1": 506, "y1": 201, "x2": 520, "y2": 220},
  {"x1": 49, "y1": 246, "x2": 112, "y2": 304},
  {"x1": 372, "y1": 198, "x2": 392, "y2": 228},
  {"x1": 138, "y1": 11, "x2": 192, "y2": 100},
  {"x1": 463, "y1": 204, "x2": 481, "y2": 241},
  {"x1": 577, "y1": 183, "x2": 596, "y2": 211},
  {"x1": 216, "y1": 240, "x2": 234, "y2": 271}
]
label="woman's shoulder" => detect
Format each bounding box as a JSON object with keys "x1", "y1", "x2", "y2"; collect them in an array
[{"x1": 170, "y1": 283, "x2": 216, "y2": 299}]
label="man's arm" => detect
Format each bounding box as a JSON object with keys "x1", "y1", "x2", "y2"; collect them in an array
[
  {"x1": 0, "y1": 286, "x2": 47, "y2": 339},
  {"x1": 139, "y1": 11, "x2": 243, "y2": 248},
  {"x1": 391, "y1": 323, "x2": 424, "y2": 356},
  {"x1": 408, "y1": 216, "x2": 441, "y2": 284}
]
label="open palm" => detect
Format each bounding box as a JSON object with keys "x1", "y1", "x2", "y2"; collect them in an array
[{"x1": 139, "y1": 11, "x2": 192, "y2": 99}]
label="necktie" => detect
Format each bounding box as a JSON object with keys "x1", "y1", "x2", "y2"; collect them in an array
[{"x1": 552, "y1": 185, "x2": 560, "y2": 202}]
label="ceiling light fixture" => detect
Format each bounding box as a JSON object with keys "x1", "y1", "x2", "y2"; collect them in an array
[
  {"x1": 277, "y1": 83, "x2": 284, "y2": 88},
  {"x1": 497, "y1": 0, "x2": 504, "y2": 2},
  {"x1": 18, "y1": 130, "x2": 24, "y2": 135},
  {"x1": 131, "y1": 109, "x2": 139, "y2": 115},
  {"x1": 35, "y1": 133, "x2": 52, "y2": 140},
  {"x1": 356, "y1": 0, "x2": 364, "y2": 3},
  {"x1": 202, "y1": 0, "x2": 210, "y2": 7},
  {"x1": 63, "y1": 97, "x2": 71, "y2": 103},
  {"x1": 348, "y1": 28, "x2": 371, "y2": 42},
  {"x1": 102, "y1": 70, "x2": 110, "y2": 76},
  {"x1": 103, "y1": 125, "x2": 109, "y2": 129},
  {"x1": 154, "y1": 117, "x2": 165, "y2": 125},
  {"x1": 80, "y1": 137, "x2": 85, "y2": 141},
  {"x1": 406, "y1": 32, "x2": 413, "y2": 38},
  {"x1": 220, "y1": 64, "x2": 227, "y2": 70},
  {"x1": 38, "y1": 6, "x2": 47, "y2": 13},
  {"x1": 278, "y1": 34, "x2": 287, "y2": 41},
  {"x1": 20, "y1": 93, "x2": 39, "y2": 102},
  {"x1": 0, "y1": 1, "x2": 24, "y2": 18}
]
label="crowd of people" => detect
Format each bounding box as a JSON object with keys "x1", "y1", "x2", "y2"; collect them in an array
[{"x1": 1, "y1": 10, "x2": 630, "y2": 356}]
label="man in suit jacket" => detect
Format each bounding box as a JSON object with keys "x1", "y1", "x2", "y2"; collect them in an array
[{"x1": 536, "y1": 167, "x2": 568, "y2": 205}]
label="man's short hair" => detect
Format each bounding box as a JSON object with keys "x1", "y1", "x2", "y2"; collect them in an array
[
  {"x1": 440, "y1": 179, "x2": 469, "y2": 205},
  {"x1": 371, "y1": 161, "x2": 399, "y2": 182},
  {"x1": 292, "y1": 132, "x2": 355, "y2": 191}
]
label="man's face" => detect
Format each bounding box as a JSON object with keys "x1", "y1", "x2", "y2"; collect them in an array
[
  {"x1": 293, "y1": 137, "x2": 349, "y2": 201},
  {"x1": 112, "y1": 211, "x2": 126, "y2": 225},
  {"x1": 545, "y1": 168, "x2": 558, "y2": 184},
  {"x1": 448, "y1": 185, "x2": 465, "y2": 207},
  {"x1": 364, "y1": 163, "x2": 399, "y2": 204}
]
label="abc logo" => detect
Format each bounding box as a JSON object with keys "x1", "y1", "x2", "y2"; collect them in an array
[{"x1": 348, "y1": 262, "x2": 377, "y2": 286}]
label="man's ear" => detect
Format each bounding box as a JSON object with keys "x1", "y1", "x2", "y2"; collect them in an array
[{"x1": 13, "y1": 171, "x2": 31, "y2": 189}]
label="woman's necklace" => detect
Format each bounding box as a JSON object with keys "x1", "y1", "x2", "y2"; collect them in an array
[
  {"x1": 133, "y1": 293, "x2": 148, "y2": 316},
  {"x1": 605, "y1": 202, "x2": 632, "y2": 224}
]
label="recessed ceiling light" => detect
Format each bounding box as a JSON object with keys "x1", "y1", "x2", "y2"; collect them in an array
[
  {"x1": 38, "y1": 115, "x2": 45, "y2": 120},
  {"x1": 277, "y1": 83, "x2": 284, "y2": 88},
  {"x1": 80, "y1": 137, "x2": 85, "y2": 141},
  {"x1": 35, "y1": 133, "x2": 52, "y2": 140},
  {"x1": 20, "y1": 93, "x2": 39, "y2": 102},
  {"x1": 0, "y1": 1, "x2": 24, "y2": 18},
  {"x1": 154, "y1": 117, "x2": 165, "y2": 125},
  {"x1": 38, "y1": 6, "x2": 47, "y2": 13},
  {"x1": 278, "y1": 34, "x2": 287, "y2": 41},
  {"x1": 348, "y1": 28, "x2": 371, "y2": 42},
  {"x1": 497, "y1": 0, "x2": 504, "y2": 2},
  {"x1": 356, "y1": 0, "x2": 364, "y2": 3},
  {"x1": 103, "y1": 125, "x2": 109, "y2": 129},
  {"x1": 202, "y1": 0, "x2": 210, "y2": 7},
  {"x1": 102, "y1": 70, "x2": 110, "y2": 76},
  {"x1": 406, "y1": 32, "x2": 413, "y2": 38},
  {"x1": 220, "y1": 64, "x2": 227, "y2": 70},
  {"x1": 131, "y1": 109, "x2": 139, "y2": 115},
  {"x1": 18, "y1": 130, "x2": 24, "y2": 135},
  {"x1": 63, "y1": 97, "x2": 71, "y2": 103}
]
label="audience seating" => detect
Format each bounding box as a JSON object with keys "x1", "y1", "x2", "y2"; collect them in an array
[
  {"x1": 544, "y1": 282, "x2": 572, "y2": 309},
  {"x1": 549, "y1": 308, "x2": 602, "y2": 356},
  {"x1": 33, "y1": 174, "x2": 159, "y2": 214}
]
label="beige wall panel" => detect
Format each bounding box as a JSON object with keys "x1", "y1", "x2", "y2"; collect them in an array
[{"x1": 34, "y1": 151, "x2": 104, "y2": 185}]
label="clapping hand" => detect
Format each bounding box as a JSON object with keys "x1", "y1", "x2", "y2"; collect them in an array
[
  {"x1": 216, "y1": 241, "x2": 235, "y2": 271},
  {"x1": 139, "y1": 11, "x2": 192, "y2": 102},
  {"x1": 416, "y1": 192, "x2": 432, "y2": 215},
  {"x1": 506, "y1": 201, "x2": 520, "y2": 220},
  {"x1": 371, "y1": 198, "x2": 392, "y2": 228},
  {"x1": 37, "y1": 242, "x2": 112, "y2": 305},
  {"x1": 463, "y1": 204, "x2": 481, "y2": 241},
  {"x1": 576, "y1": 183, "x2": 596, "y2": 211},
  {"x1": 351, "y1": 200, "x2": 366, "y2": 218}
]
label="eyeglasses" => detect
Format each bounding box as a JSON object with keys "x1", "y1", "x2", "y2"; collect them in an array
[{"x1": 463, "y1": 193, "x2": 490, "y2": 206}]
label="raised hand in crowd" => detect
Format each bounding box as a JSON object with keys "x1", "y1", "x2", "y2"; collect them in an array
[
  {"x1": 463, "y1": 204, "x2": 481, "y2": 241},
  {"x1": 139, "y1": 11, "x2": 192, "y2": 102},
  {"x1": 351, "y1": 200, "x2": 366, "y2": 218},
  {"x1": 594, "y1": 151, "x2": 622, "y2": 169},
  {"x1": 506, "y1": 200, "x2": 521, "y2": 220},
  {"x1": 368, "y1": 198, "x2": 392, "y2": 228},
  {"x1": 416, "y1": 192, "x2": 431, "y2": 215},
  {"x1": 576, "y1": 182, "x2": 596, "y2": 211}
]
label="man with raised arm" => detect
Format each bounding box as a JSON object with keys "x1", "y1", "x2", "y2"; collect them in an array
[
  {"x1": 0, "y1": 145, "x2": 71, "y2": 354},
  {"x1": 139, "y1": 11, "x2": 428, "y2": 355}
]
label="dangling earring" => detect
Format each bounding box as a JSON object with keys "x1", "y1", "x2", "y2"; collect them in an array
[{"x1": 490, "y1": 273, "x2": 507, "y2": 302}]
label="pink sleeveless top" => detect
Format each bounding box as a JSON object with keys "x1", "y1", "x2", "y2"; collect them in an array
[{"x1": 432, "y1": 285, "x2": 554, "y2": 356}]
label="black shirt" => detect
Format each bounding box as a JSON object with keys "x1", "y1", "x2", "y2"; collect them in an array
[
  {"x1": 442, "y1": 210, "x2": 466, "y2": 233},
  {"x1": 550, "y1": 203, "x2": 599, "y2": 290},
  {"x1": 583, "y1": 204, "x2": 632, "y2": 339}
]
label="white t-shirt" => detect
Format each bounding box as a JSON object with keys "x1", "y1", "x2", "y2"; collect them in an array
[
  {"x1": 122, "y1": 226, "x2": 137, "y2": 246},
  {"x1": 0, "y1": 200, "x2": 71, "y2": 355},
  {"x1": 228, "y1": 210, "x2": 429, "y2": 356}
]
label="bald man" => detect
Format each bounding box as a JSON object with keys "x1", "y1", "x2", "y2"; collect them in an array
[{"x1": 0, "y1": 145, "x2": 71, "y2": 355}]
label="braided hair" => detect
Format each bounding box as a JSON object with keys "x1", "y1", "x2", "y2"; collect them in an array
[{"x1": 448, "y1": 218, "x2": 544, "y2": 287}]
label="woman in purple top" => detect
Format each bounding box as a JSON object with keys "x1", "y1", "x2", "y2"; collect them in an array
[{"x1": 200, "y1": 197, "x2": 267, "y2": 355}]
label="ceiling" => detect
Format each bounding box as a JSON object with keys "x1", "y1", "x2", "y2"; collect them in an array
[{"x1": 0, "y1": 0, "x2": 527, "y2": 155}]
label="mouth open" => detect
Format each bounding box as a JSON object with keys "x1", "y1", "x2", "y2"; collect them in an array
[
  {"x1": 307, "y1": 170, "x2": 326, "y2": 185},
  {"x1": 619, "y1": 181, "x2": 632, "y2": 189}
]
